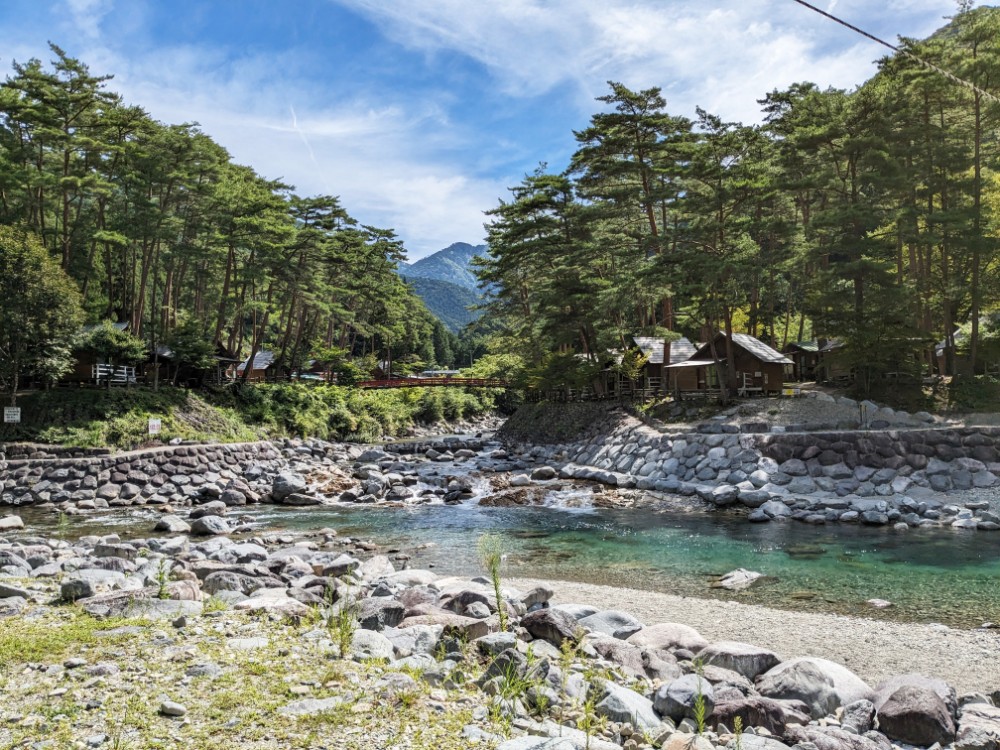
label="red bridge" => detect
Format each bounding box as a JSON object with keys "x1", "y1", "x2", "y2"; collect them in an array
[{"x1": 357, "y1": 377, "x2": 509, "y2": 389}]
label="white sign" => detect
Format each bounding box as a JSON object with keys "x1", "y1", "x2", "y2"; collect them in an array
[
  {"x1": 782, "y1": 388, "x2": 801, "y2": 397},
  {"x1": 3, "y1": 407, "x2": 20, "y2": 423},
  {"x1": 148, "y1": 418, "x2": 162, "y2": 435}
]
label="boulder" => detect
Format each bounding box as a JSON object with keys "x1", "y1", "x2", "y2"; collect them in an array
[
  {"x1": 653, "y1": 673, "x2": 715, "y2": 721},
  {"x1": 627, "y1": 623, "x2": 709, "y2": 653},
  {"x1": 712, "y1": 695, "x2": 810, "y2": 736},
  {"x1": 594, "y1": 679, "x2": 661, "y2": 732},
  {"x1": 190, "y1": 516, "x2": 231, "y2": 536},
  {"x1": 956, "y1": 702, "x2": 1000, "y2": 750},
  {"x1": 841, "y1": 699, "x2": 877, "y2": 734},
  {"x1": 521, "y1": 608, "x2": 579, "y2": 646},
  {"x1": 696, "y1": 641, "x2": 781, "y2": 680},
  {"x1": 348, "y1": 629, "x2": 394, "y2": 661},
  {"x1": 758, "y1": 658, "x2": 872, "y2": 717},
  {"x1": 272, "y1": 472, "x2": 307, "y2": 501},
  {"x1": 715, "y1": 569, "x2": 763, "y2": 591},
  {"x1": 577, "y1": 609, "x2": 643, "y2": 639},
  {"x1": 876, "y1": 685, "x2": 956, "y2": 747},
  {"x1": 784, "y1": 724, "x2": 893, "y2": 750},
  {"x1": 874, "y1": 673, "x2": 958, "y2": 719},
  {"x1": 357, "y1": 598, "x2": 405, "y2": 631},
  {"x1": 756, "y1": 659, "x2": 838, "y2": 718},
  {"x1": 0, "y1": 515, "x2": 25, "y2": 531},
  {"x1": 154, "y1": 515, "x2": 191, "y2": 534}
]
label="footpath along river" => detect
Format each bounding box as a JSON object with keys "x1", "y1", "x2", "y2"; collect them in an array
[{"x1": 17, "y1": 476, "x2": 1000, "y2": 629}]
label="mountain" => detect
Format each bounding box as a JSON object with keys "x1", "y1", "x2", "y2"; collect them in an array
[
  {"x1": 399, "y1": 242, "x2": 489, "y2": 332},
  {"x1": 401, "y1": 242, "x2": 487, "y2": 290},
  {"x1": 404, "y1": 277, "x2": 481, "y2": 333}
]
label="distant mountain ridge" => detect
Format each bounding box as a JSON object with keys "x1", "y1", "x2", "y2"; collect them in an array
[
  {"x1": 399, "y1": 242, "x2": 487, "y2": 291},
  {"x1": 398, "y1": 242, "x2": 489, "y2": 333}
]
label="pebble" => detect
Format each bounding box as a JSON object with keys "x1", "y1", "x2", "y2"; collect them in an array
[{"x1": 159, "y1": 701, "x2": 187, "y2": 717}]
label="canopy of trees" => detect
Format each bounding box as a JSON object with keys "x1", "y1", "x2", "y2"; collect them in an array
[
  {"x1": 0, "y1": 44, "x2": 466, "y2": 400},
  {"x1": 479, "y1": 6, "x2": 1000, "y2": 394}
]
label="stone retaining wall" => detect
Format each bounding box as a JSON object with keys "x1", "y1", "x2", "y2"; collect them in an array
[
  {"x1": 0, "y1": 441, "x2": 288, "y2": 507},
  {"x1": 506, "y1": 408, "x2": 1000, "y2": 529}
]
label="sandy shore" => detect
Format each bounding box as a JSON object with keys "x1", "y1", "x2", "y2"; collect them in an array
[{"x1": 510, "y1": 577, "x2": 1000, "y2": 695}]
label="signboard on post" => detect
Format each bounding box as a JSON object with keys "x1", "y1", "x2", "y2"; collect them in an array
[
  {"x1": 148, "y1": 418, "x2": 162, "y2": 435},
  {"x1": 3, "y1": 407, "x2": 20, "y2": 423}
]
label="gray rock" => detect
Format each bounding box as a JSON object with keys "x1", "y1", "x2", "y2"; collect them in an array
[
  {"x1": 578, "y1": 609, "x2": 644, "y2": 640},
  {"x1": 357, "y1": 598, "x2": 405, "y2": 631},
  {"x1": 154, "y1": 515, "x2": 191, "y2": 533},
  {"x1": 159, "y1": 701, "x2": 187, "y2": 717},
  {"x1": 521, "y1": 608, "x2": 580, "y2": 646},
  {"x1": 696, "y1": 641, "x2": 781, "y2": 680},
  {"x1": 278, "y1": 696, "x2": 349, "y2": 716},
  {"x1": 757, "y1": 659, "x2": 838, "y2": 718},
  {"x1": 877, "y1": 685, "x2": 956, "y2": 746},
  {"x1": 627, "y1": 623, "x2": 709, "y2": 653},
  {"x1": 595, "y1": 679, "x2": 661, "y2": 732},
  {"x1": 654, "y1": 673, "x2": 716, "y2": 721},
  {"x1": 190, "y1": 516, "x2": 231, "y2": 536},
  {"x1": 0, "y1": 515, "x2": 24, "y2": 531},
  {"x1": 955, "y1": 702, "x2": 1000, "y2": 750},
  {"x1": 841, "y1": 699, "x2": 877, "y2": 734},
  {"x1": 348, "y1": 629, "x2": 394, "y2": 661},
  {"x1": 272, "y1": 472, "x2": 308, "y2": 501}
]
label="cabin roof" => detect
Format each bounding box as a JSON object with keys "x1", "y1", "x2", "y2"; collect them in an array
[
  {"x1": 237, "y1": 350, "x2": 276, "y2": 372},
  {"x1": 632, "y1": 336, "x2": 697, "y2": 365}
]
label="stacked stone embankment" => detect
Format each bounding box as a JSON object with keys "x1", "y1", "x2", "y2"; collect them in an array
[
  {"x1": 502, "y1": 401, "x2": 1000, "y2": 530},
  {"x1": 0, "y1": 441, "x2": 290, "y2": 509}
]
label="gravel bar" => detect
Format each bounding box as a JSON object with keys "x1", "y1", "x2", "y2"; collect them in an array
[{"x1": 511, "y1": 577, "x2": 1000, "y2": 694}]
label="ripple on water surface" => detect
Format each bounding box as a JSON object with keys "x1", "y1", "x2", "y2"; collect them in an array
[{"x1": 16, "y1": 501, "x2": 1000, "y2": 628}]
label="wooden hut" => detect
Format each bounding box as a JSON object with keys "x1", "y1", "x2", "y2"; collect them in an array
[
  {"x1": 784, "y1": 341, "x2": 819, "y2": 381},
  {"x1": 631, "y1": 336, "x2": 696, "y2": 393},
  {"x1": 236, "y1": 351, "x2": 277, "y2": 382},
  {"x1": 667, "y1": 332, "x2": 792, "y2": 396}
]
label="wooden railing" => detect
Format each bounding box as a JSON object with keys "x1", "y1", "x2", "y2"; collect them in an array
[
  {"x1": 91, "y1": 364, "x2": 138, "y2": 385},
  {"x1": 357, "y1": 377, "x2": 509, "y2": 389}
]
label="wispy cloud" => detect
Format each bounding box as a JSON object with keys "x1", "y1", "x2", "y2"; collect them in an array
[
  {"x1": 62, "y1": 0, "x2": 115, "y2": 40},
  {"x1": 0, "y1": 0, "x2": 975, "y2": 258}
]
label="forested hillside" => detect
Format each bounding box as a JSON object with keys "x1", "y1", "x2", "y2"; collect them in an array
[
  {"x1": 479, "y1": 6, "x2": 1000, "y2": 395},
  {"x1": 403, "y1": 277, "x2": 481, "y2": 333},
  {"x1": 0, "y1": 44, "x2": 469, "y2": 399}
]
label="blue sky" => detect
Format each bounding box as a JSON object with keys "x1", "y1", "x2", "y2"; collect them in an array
[{"x1": 0, "y1": 0, "x2": 982, "y2": 259}]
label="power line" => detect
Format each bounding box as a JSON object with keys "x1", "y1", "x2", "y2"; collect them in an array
[{"x1": 790, "y1": 0, "x2": 1000, "y2": 104}]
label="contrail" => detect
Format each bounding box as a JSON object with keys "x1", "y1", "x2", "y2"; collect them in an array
[{"x1": 289, "y1": 104, "x2": 333, "y2": 194}]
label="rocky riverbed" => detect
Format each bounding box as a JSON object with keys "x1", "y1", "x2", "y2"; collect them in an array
[
  {"x1": 1, "y1": 511, "x2": 999, "y2": 750},
  {"x1": 2, "y1": 404, "x2": 1000, "y2": 748}
]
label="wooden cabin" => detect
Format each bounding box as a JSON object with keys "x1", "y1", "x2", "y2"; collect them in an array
[
  {"x1": 631, "y1": 336, "x2": 696, "y2": 394},
  {"x1": 666, "y1": 332, "x2": 792, "y2": 396},
  {"x1": 236, "y1": 350, "x2": 277, "y2": 382},
  {"x1": 816, "y1": 339, "x2": 852, "y2": 383},
  {"x1": 66, "y1": 322, "x2": 139, "y2": 386},
  {"x1": 784, "y1": 341, "x2": 819, "y2": 381}
]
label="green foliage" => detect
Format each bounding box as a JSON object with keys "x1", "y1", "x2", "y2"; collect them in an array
[
  {"x1": 165, "y1": 319, "x2": 216, "y2": 377},
  {"x1": 0, "y1": 225, "x2": 83, "y2": 403},
  {"x1": 477, "y1": 533, "x2": 509, "y2": 631}
]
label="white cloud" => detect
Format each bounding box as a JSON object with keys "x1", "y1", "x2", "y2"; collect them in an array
[
  {"x1": 333, "y1": 0, "x2": 962, "y2": 123},
  {"x1": 62, "y1": 0, "x2": 115, "y2": 40}
]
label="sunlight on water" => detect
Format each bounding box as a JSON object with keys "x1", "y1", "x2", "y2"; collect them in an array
[{"x1": 19, "y1": 500, "x2": 998, "y2": 627}]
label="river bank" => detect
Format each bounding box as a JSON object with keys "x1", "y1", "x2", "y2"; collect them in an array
[
  {"x1": 510, "y1": 578, "x2": 1000, "y2": 695},
  {"x1": 1, "y1": 516, "x2": 998, "y2": 750}
]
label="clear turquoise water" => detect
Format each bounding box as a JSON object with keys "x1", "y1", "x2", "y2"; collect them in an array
[
  {"x1": 17, "y1": 501, "x2": 1000, "y2": 628},
  {"x1": 244, "y1": 503, "x2": 1000, "y2": 628}
]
